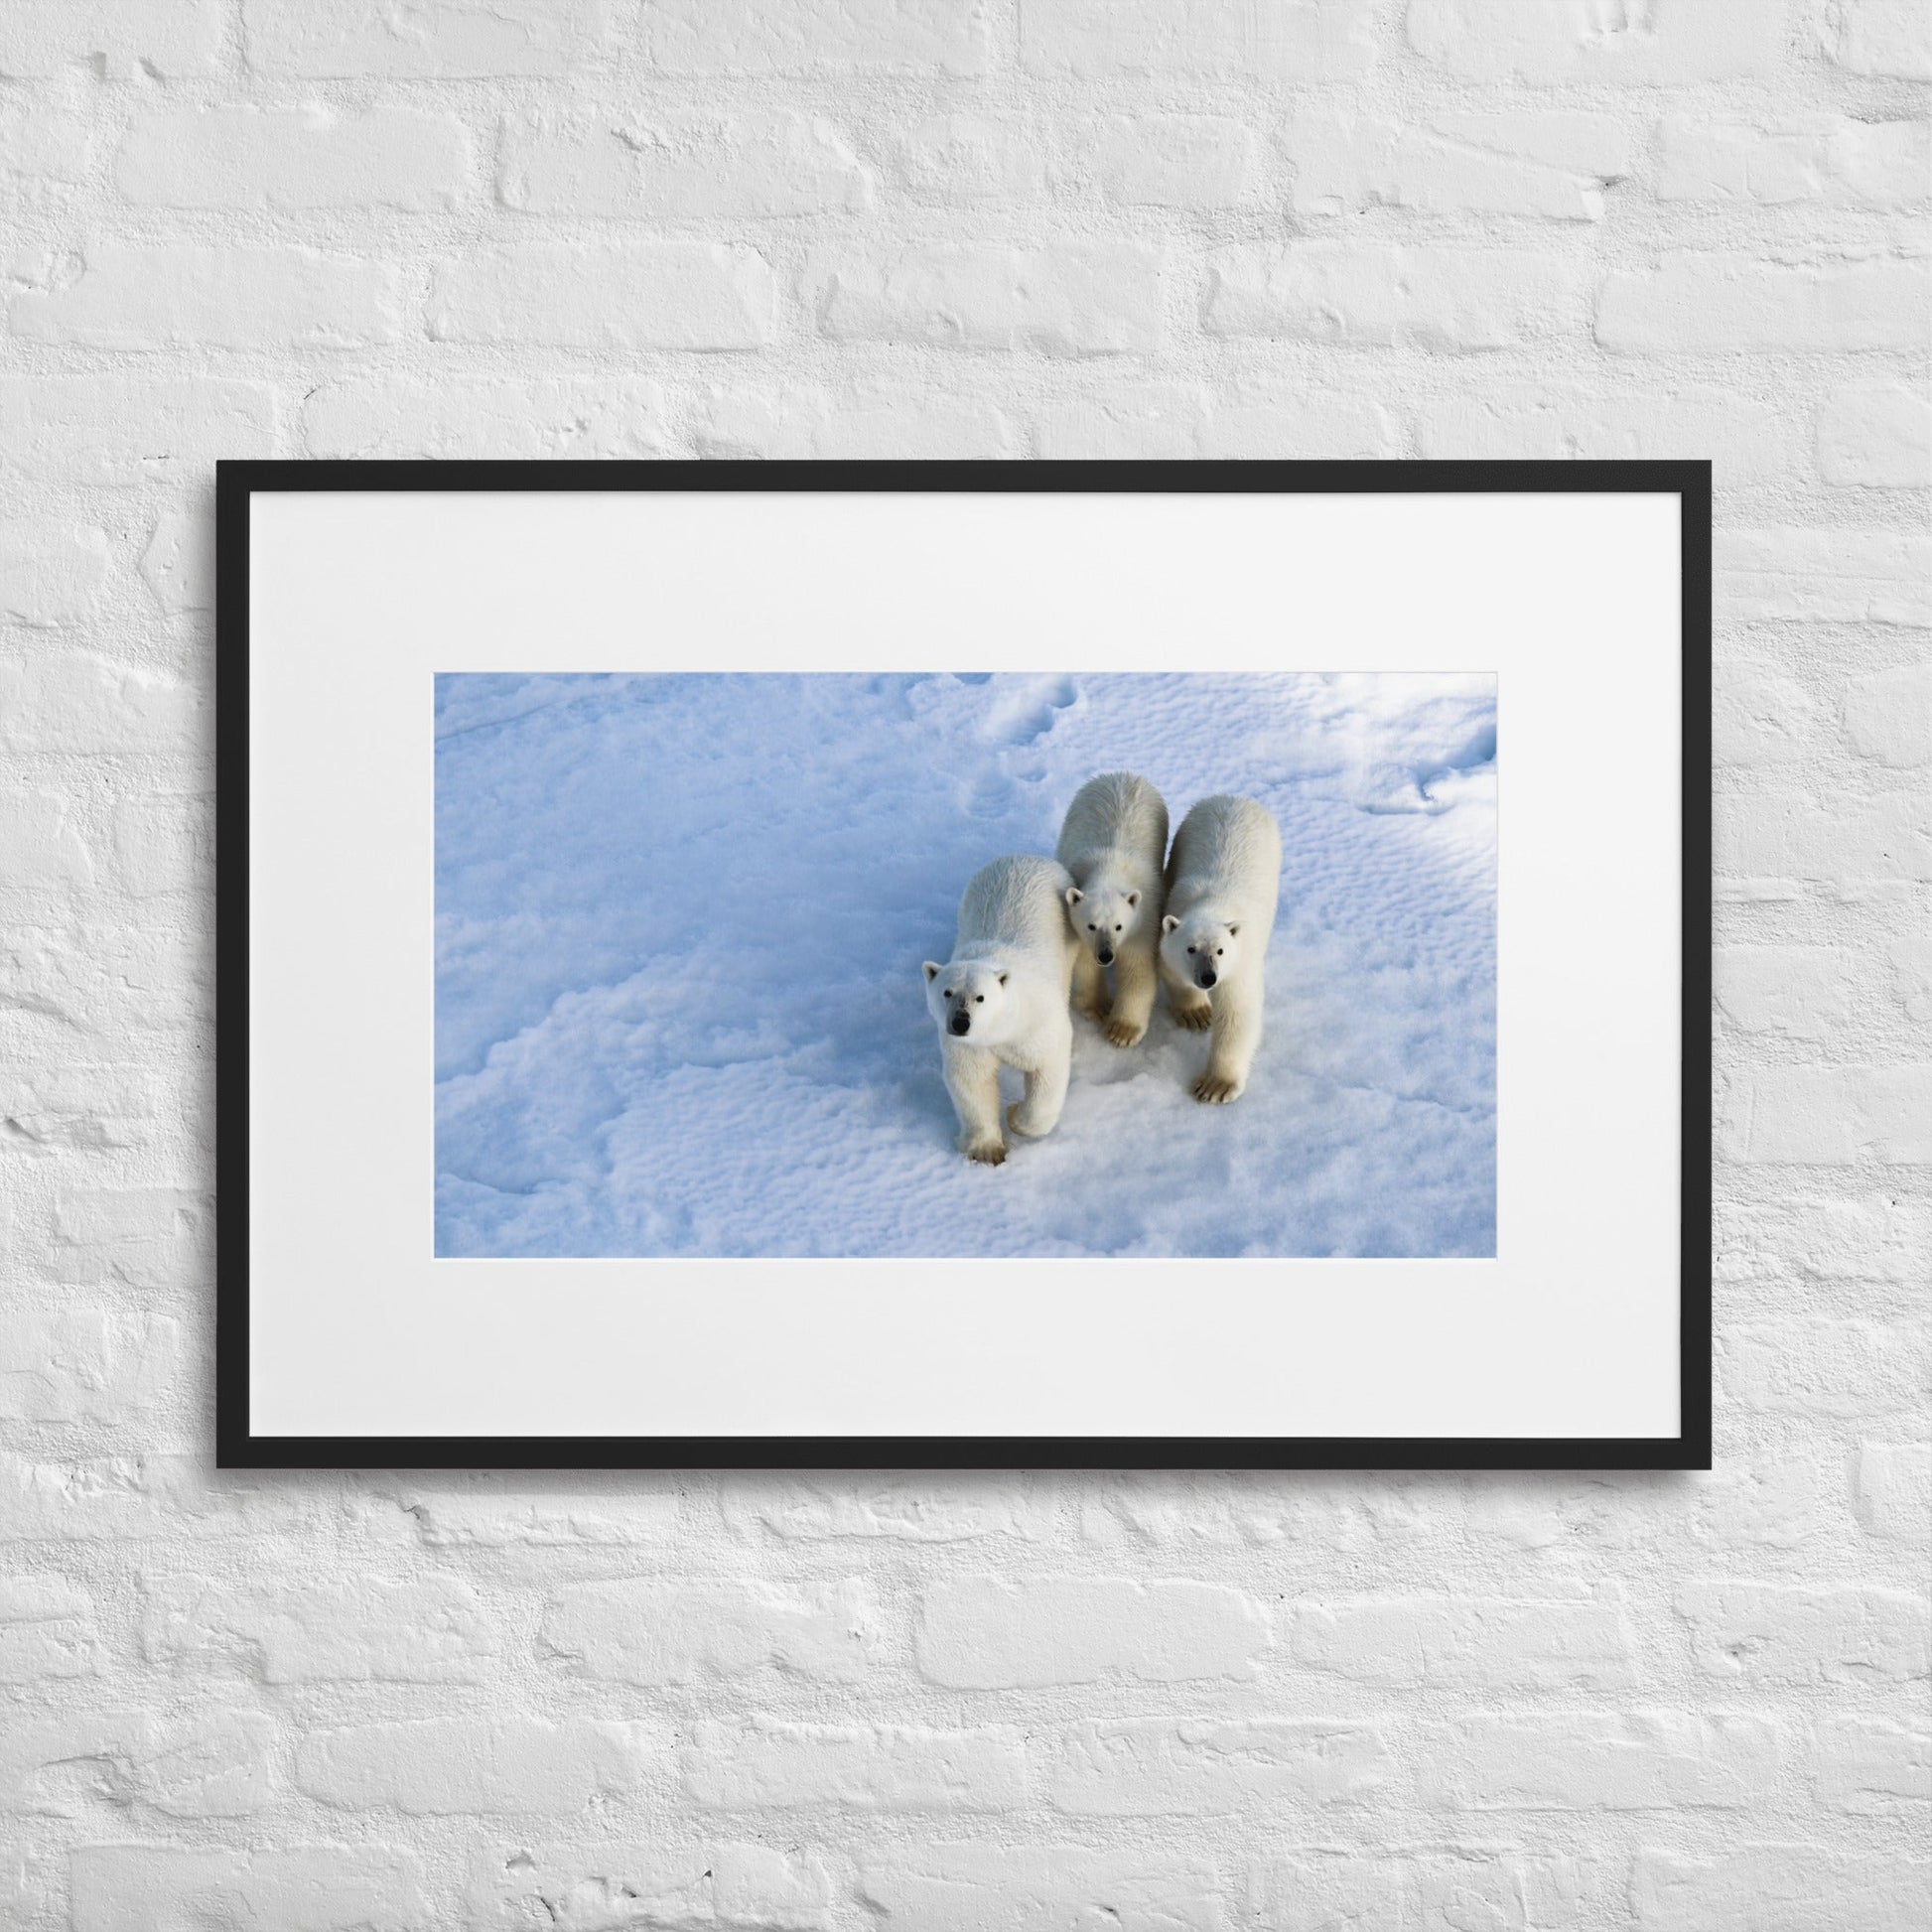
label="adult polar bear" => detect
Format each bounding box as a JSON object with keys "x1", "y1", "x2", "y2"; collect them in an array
[
  {"x1": 1160, "y1": 794, "x2": 1283, "y2": 1105},
  {"x1": 1054, "y1": 770, "x2": 1169, "y2": 1048},
  {"x1": 924, "y1": 854, "x2": 1079, "y2": 1165}
]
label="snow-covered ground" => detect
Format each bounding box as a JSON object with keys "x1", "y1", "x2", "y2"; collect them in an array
[{"x1": 435, "y1": 671, "x2": 1496, "y2": 1258}]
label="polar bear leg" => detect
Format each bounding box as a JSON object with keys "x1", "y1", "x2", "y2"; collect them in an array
[
  {"x1": 1070, "y1": 947, "x2": 1108, "y2": 1021},
  {"x1": 1007, "y1": 1021, "x2": 1071, "y2": 1139},
  {"x1": 943, "y1": 1044, "x2": 1007, "y2": 1164},
  {"x1": 1103, "y1": 944, "x2": 1158, "y2": 1047},
  {"x1": 1194, "y1": 981, "x2": 1262, "y2": 1104},
  {"x1": 1161, "y1": 950, "x2": 1213, "y2": 1032}
]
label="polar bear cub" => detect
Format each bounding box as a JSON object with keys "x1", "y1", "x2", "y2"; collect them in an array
[
  {"x1": 1160, "y1": 794, "x2": 1283, "y2": 1104},
  {"x1": 1055, "y1": 771, "x2": 1170, "y2": 1048},
  {"x1": 924, "y1": 854, "x2": 1080, "y2": 1165}
]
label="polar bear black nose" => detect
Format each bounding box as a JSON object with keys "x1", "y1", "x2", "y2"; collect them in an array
[
  {"x1": 1097, "y1": 947, "x2": 1115, "y2": 966},
  {"x1": 1196, "y1": 967, "x2": 1216, "y2": 989},
  {"x1": 950, "y1": 1013, "x2": 971, "y2": 1035}
]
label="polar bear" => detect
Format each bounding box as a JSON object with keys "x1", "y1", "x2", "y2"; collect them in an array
[
  {"x1": 1160, "y1": 794, "x2": 1283, "y2": 1104},
  {"x1": 1055, "y1": 771, "x2": 1170, "y2": 1048},
  {"x1": 924, "y1": 854, "x2": 1080, "y2": 1165}
]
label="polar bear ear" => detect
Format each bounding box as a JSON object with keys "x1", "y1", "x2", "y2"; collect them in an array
[
  {"x1": 1162, "y1": 914, "x2": 1180, "y2": 935},
  {"x1": 923, "y1": 961, "x2": 941, "y2": 984},
  {"x1": 1064, "y1": 887, "x2": 1083, "y2": 907},
  {"x1": 997, "y1": 972, "x2": 1008, "y2": 985},
  {"x1": 1125, "y1": 890, "x2": 1141, "y2": 908},
  {"x1": 1226, "y1": 923, "x2": 1239, "y2": 936}
]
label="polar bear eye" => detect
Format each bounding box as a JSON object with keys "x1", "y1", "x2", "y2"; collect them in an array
[
  {"x1": 974, "y1": 995, "x2": 984, "y2": 1003},
  {"x1": 1186, "y1": 945, "x2": 1196, "y2": 954},
  {"x1": 1215, "y1": 947, "x2": 1223, "y2": 956},
  {"x1": 1087, "y1": 922, "x2": 1096, "y2": 931}
]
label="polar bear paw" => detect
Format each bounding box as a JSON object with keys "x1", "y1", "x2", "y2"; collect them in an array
[
  {"x1": 1005, "y1": 1102, "x2": 1058, "y2": 1140},
  {"x1": 961, "y1": 1135, "x2": 1008, "y2": 1166},
  {"x1": 1076, "y1": 994, "x2": 1111, "y2": 1022},
  {"x1": 1172, "y1": 999, "x2": 1213, "y2": 1033},
  {"x1": 1103, "y1": 1016, "x2": 1146, "y2": 1048},
  {"x1": 1192, "y1": 1072, "x2": 1244, "y2": 1104}
]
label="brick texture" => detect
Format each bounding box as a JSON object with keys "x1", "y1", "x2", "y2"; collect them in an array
[{"x1": 0, "y1": 2, "x2": 1926, "y2": 1924}]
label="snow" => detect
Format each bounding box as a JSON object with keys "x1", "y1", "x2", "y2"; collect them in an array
[{"x1": 435, "y1": 671, "x2": 1496, "y2": 1258}]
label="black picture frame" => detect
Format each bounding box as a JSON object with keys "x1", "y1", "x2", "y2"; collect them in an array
[{"x1": 215, "y1": 459, "x2": 1712, "y2": 1472}]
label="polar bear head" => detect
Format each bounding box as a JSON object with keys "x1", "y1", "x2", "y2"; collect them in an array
[
  {"x1": 922, "y1": 958, "x2": 1015, "y2": 1043},
  {"x1": 1064, "y1": 876, "x2": 1146, "y2": 968},
  {"x1": 1161, "y1": 908, "x2": 1245, "y2": 992}
]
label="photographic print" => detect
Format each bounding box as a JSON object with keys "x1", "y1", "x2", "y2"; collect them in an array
[
  {"x1": 435, "y1": 671, "x2": 1498, "y2": 1261},
  {"x1": 224, "y1": 464, "x2": 1706, "y2": 1463}
]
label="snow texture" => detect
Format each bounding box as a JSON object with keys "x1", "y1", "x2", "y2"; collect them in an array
[{"x1": 435, "y1": 672, "x2": 1497, "y2": 1258}]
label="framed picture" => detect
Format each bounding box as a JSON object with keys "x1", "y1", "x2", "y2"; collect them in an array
[{"x1": 217, "y1": 460, "x2": 1710, "y2": 1469}]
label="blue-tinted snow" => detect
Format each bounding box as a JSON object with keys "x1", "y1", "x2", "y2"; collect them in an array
[{"x1": 434, "y1": 671, "x2": 1496, "y2": 1258}]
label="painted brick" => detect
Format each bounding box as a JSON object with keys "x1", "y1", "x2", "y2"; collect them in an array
[
  {"x1": 722, "y1": 1474, "x2": 1042, "y2": 1542},
  {"x1": 69, "y1": 1845, "x2": 425, "y2": 1932},
  {"x1": 1632, "y1": 1847, "x2": 1932, "y2": 1932},
  {"x1": 1656, "y1": 115, "x2": 1929, "y2": 209},
  {"x1": 465, "y1": 1843, "x2": 834, "y2": 1930},
  {"x1": 1421, "y1": 1712, "x2": 1782, "y2": 1811},
  {"x1": 0, "y1": 1455, "x2": 308, "y2": 1542},
  {"x1": 1249, "y1": 1850, "x2": 1593, "y2": 1930},
  {"x1": 0, "y1": 789, "x2": 94, "y2": 889},
  {"x1": 1096, "y1": 115, "x2": 1259, "y2": 207},
  {"x1": 1201, "y1": 391, "x2": 1403, "y2": 459},
  {"x1": 1714, "y1": 946, "x2": 1852, "y2": 1034},
  {"x1": 1597, "y1": 254, "x2": 1930, "y2": 354},
  {"x1": 0, "y1": 377, "x2": 279, "y2": 485},
  {"x1": 1810, "y1": 1716, "x2": 1932, "y2": 1811},
  {"x1": 501, "y1": 109, "x2": 871, "y2": 219},
  {"x1": 1721, "y1": 1064, "x2": 1932, "y2": 1163},
  {"x1": 0, "y1": 1, "x2": 222, "y2": 78},
  {"x1": 112, "y1": 793, "x2": 212, "y2": 897},
  {"x1": 0, "y1": 1710, "x2": 274, "y2": 1817},
  {"x1": 1717, "y1": 528, "x2": 1932, "y2": 625},
  {"x1": 1715, "y1": 1193, "x2": 1931, "y2": 1284},
  {"x1": 1205, "y1": 243, "x2": 1584, "y2": 350},
  {"x1": 143, "y1": 1577, "x2": 499, "y2": 1682},
  {"x1": 811, "y1": 245, "x2": 1163, "y2": 355},
  {"x1": 858, "y1": 1845, "x2": 1225, "y2": 1929},
  {"x1": 1821, "y1": 0, "x2": 1932, "y2": 79},
  {"x1": 139, "y1": 511, "x2": 213, "y2": 617},
  {"x1": 0, "y1": 520, "x2": 111, "y2": 626},
  {"x1": 1409, "y1": 0, "x2": 1782, "y2": 84},
  {"x1": 0, "y1": 1577, "x2": 99, "y2": 1683},
  {"x1": 1844, "y1": 663, "x2": 1932, "y2": 766},
  {"x1": 1719, "y1": 796, "x2": 1931, "y2": 902},
  {"x1": 0, "y1": 1310, "x2": 179, "y2": 1420},
  {"x1": 115, "y1": 105, "x2": 473, "y2": 210},
  {"x1": 681, "y1": 1721, "x2": 1026, "y2": 1811},
  {"x1": 1676, "y1": 1582, "x2": 1932, "y2": 1682},
  {"x1": 427, "y1": 243, "x2": 773, "y2": 348},
  {"x1": 1819, "y1": 382, "x2": 1932, "y2": 488},
  {"x1": 296, "y1": 1718, "x2": 654, "y2": 1814},
  {"x1": 49, "y1": 1187, "x2": 210, "y2": 1286},
  {"x1": 1414, "y1": 384, "x2": 1784, "y2": 475},
  {"x1": 1022, "y1": 0, "x2": 1376, "y2": 79},
  {"x1": 918, "y1": 1578, "x2": 1268, "y2": 1687},
  {"x1": 1289, "y1": 1591, "x2": 1635, "y2": 1688},
  {"x1": 694, "y1": 385, "x2": 1018, "y2": 460},
  {"x1": 305, "y1": 376, "x2": 671, "y2": 460},
  {"x1": 1856, "y1": 1441, "x2": 1932, "y2": 1545},
  {"x1": 243, "y1": 0, "x2": 607, "y2": 76},
  {"x1": 0, "y1": 101, "x2": 89, "y2": 180},
  {"x1": 1045, "y1": 1718, "x2": 1393, "y2": 1815},
  {"x1": 9, "y1": 243, "x2": 403, "y2": 349},
  {"x1": 542, "y1": 1579, "x2": 877, "y2": 1684},
  {"x1": 1286, "y1": 108, "x2": 1633, "y2": 219},
  {"x1": 892, "y1": 115, "x2": 1047, "y2": 205},
  {"x1": 1719, "y1": 1319, "x2": 1930, "y2": 1417},
  {"x1": 377, "y1": 1473, "x2": 683, "y2": 1546},
  {"x1": 641, "y1": 0, "x2": 990, "y2": 74}
]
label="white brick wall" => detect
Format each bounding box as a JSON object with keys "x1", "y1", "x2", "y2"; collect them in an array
[{"x1": 0, "y1": 0, "x2": 1926, "y2": 1924}]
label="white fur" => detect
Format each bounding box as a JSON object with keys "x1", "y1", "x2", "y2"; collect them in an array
[
  {"x1": 1055, "y1": 770, "x2": 1170, "y2": 1047},
  {"x1": 923, "y1": 854, "x2": 1080, "y2": 1164},
  {"x1": 1159, "y1": 794, "x2": 1283, "y2": 1104}
]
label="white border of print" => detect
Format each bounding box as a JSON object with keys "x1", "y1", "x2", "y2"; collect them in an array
[{"x1": 249, "y1": 488, "x2": 1680, "y2": 1442}]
